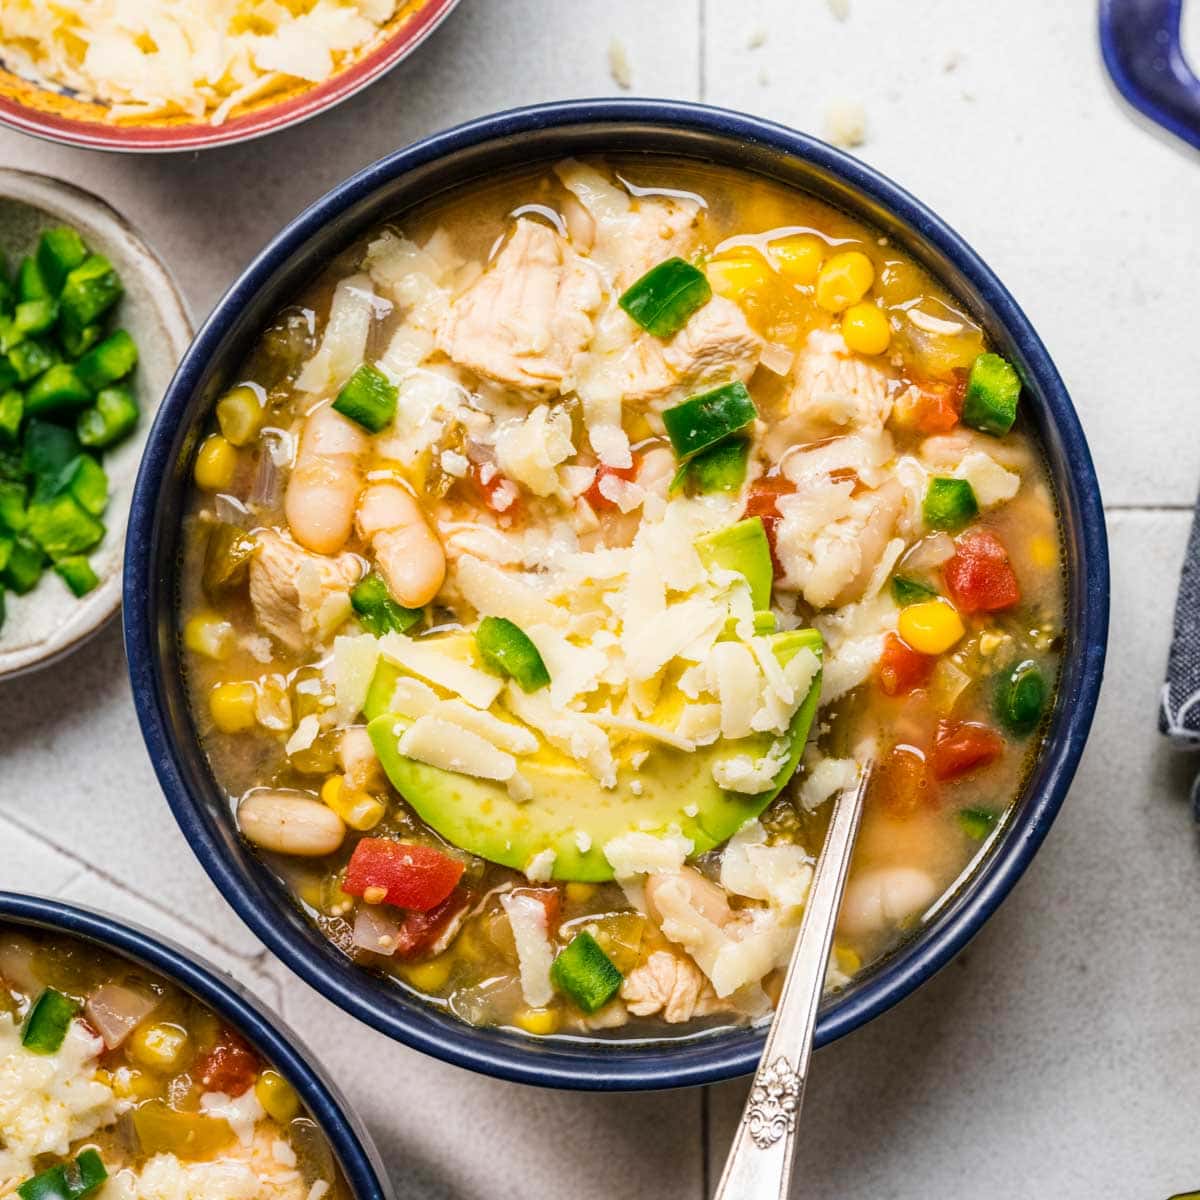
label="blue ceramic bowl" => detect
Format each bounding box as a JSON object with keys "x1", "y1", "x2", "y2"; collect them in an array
[
  {"x1": 0, "y1": 892, "x2": 392, "y2": 1198},
  {"x1": 124, "y1": 99, "x2": 1109, "y2": 1091}
]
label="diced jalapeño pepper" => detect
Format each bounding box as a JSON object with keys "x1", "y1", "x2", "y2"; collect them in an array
[
  {"x1": 8, "y1": 339, "x2": 57, "y2": 383},
  {"x1": 59, "y1": 323, "x2": 102, "y2": 359},
  {"x1": 0, "y1": 480, "x2": 26, "y2": 532},
  {"x1": 2, "y1": 535, "x2": 43, "y2": 593},
  {"x1": 332, "y1": 363, "x2": 397, "y2": 433},
  {"x1": 36, "y1": 227, "x2": 89, "y2": 295},
  {"x1": 23, "y1": 420, "x2": 81, "y2": 481},
  {"x1": 957, "y1": 807, "x2": 999, "y2": 841},
  {"x1": 27, "y1": 492, "x2": 105, "y2": 558},
  {"x1": 18, "y1": 1149, "x2": 107, "y2": 1200},
  {"x1": 475, "y1": 615, "x2": 550, "y2": 692},
  {"x1": 890, "y1": 575, "x2": 938, "y2": 606},
  {"x1": 0, "y1": 390, "x2": 22, "y2": 442},
  {"x1": 59, "y1": 256, "x2": 123, "y2": 333},
  {"x1": 550, "y1": 931, "x2": 623, "y2": 1013},
  {"x1": 923, "y1": 477, "x2": 978, "y2": 531},
  {"x1": 13, "y1": 298, "x2": 57, "y2": 337},
  {"x1": 618, "y1": 257, "x2": 712, "y2": 338},
  {"x1": 17, "y1": 256, "x2": 50, "y2": 303},
  {"x1": 662, "y1": 380, "x2": 757, "y2": 462},
  {"x1": 55, "y1": 455, "x2": 108, "y2": 516},
  {"x1": 76, "y1": 385, "x2": 138, "y2": 449},
  {"x1": 25, "y1": 365, "x2": 91, "y2": 416},
  {"x1": 962, "y1": 352, "x2": 1020, "y2": 436},
  {"x1": 350, "y1": 572, "x2": 422, "y2": 636},
  {"x1": 995, "y1": 659, "x2": 1046, "y2": 735},
  {"x1": 76, "y1": 330, "x2": 138, "y2": 392},
  {"x1": 675, "y1": 437, "x2": 750, "y2": 495},
  {"x1": 54, "y1": 555, "x2": 100, "y2": 597},
  {"x1": 21, "y1": 987, "x2": 79, "y2": 1053}
]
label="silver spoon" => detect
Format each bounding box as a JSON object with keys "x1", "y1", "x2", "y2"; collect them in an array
[{"x1": 713, "y1": 764, "x2": 872, "y2": 1200}]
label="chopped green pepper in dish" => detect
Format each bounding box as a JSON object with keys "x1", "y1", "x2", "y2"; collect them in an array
[
  {"x1": 475, "y1": 616, "x2": 550, "y2": 692},
  {"x1": 0, "y1": 224, "x2": 137, "y2": 610},
  {"x1": 21, "y1": 987, "x2": 79, "y2": 1054},
  {"x1": 18, "y1": 1149, "x2": 107, "y2": 1200},
  {"x1": 891, "y1": 575, "x2": 938, "y2": 606},
  {"x1": 332, "y1": 363, "x2": 397, "y2": 433},
  {"x1": 995, "y1": 659, "x2": 1046, "y2": 735},
  {"x1": 618, "y1": 257, "x2": 712, "y2": 338},
  {"x1": 351, "y1": 572, "x2": 422, "y2": 636},
  {"x1": 923, "y1": 476, "x2": 978, "y2": 531},
  {"x1": 962, "y1": 352, "x2": 1020, "y2": 437},
  {"x1": 550, "y1": 932, "x2": 623, "y2": 1013},
  {"x1": 663, "y1": 380, "x2": 757, "y2": 462}
]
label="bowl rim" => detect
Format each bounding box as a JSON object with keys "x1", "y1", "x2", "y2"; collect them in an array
[
  {"x1": 123, "y1": 97, "x2": 1110, "y2": 1090},
  {"x1": 0, "y1": 891, "x2": 393, "y2": 1200},
  {"x1": 0, "y1": 0, "x2": 459, "y2": 154}
]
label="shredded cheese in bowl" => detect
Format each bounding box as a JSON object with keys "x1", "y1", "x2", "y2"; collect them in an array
[{"x1": 0, "y1": 0, "x2": 401, "y2": 126}]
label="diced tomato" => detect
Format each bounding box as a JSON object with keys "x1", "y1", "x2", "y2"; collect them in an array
[
  {"x1": 943, "y1": 531, "x2": 1021, "y2": 614},
  {"x1": 876, "y1": 633, "x2": 936, "y2": 697},
  {"x1": 195, "y1": 1027, "x2": 260, "y2": 1096},
  {"x1": 930, "y1": 720, "x2": 1004, "y2": 781},
  {"x1": 511, "y1": 886, "x2": 561, "y2": 932},
  {"x1": 894, "y1": 375, "x2": 965, "y2": 434},
  {"x1": 343, "y1": 839, "x2": 465, "y2": 912},
  {"x1": 470, "y1": 461, "x2": 522, "y2": 519},
  {"x1": 583, "y1": 459, "x2": 639, "y2": 512},
  {"x1": 742, "y1": 475, "x2": 795, "y2": 577},
  {"x1": 872, "y1": 743, "x2": 936, "y2": 818},
  {"x1": 394, "y1": 887, "x2": 474, "y2": 959}
]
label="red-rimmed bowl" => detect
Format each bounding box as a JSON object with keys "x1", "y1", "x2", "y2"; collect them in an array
[{"x1": 0, "y1": 0, "x2": 458, "y2": 153}]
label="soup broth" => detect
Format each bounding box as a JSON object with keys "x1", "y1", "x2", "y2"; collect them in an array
[{"x1": 178, "y1": 156, "x2": 1063, "y2": 1038}]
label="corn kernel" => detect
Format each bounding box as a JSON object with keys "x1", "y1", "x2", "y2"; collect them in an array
[
  {"x1": 1029, "y1": 533, "x2": 1057, "y2": 569},
  {"x1": 194, "y1": 434, "x2": 238, "y2": 491},
  {"x1": 898, "y1": 599, "x2": 965, "y2": 656},
  {"x1": 255, "y1": 1069, "x2": 300, "y2": 1124},
  {"x1": 834, "y1": 944, "x2": 862, "y2": 976},
  {"x1": 512, "y1": 1006, "x2": 562, "y2": 1036},
  {"x1": 320, "y1": 775, "x2": 385, "y2": 832},
  {"x1": 841, "y1": 301, "x2": 891, "y2": 355},
  {"x1": 815, "y1": 250, "x2": 875, "y2": 312},
  {"x1": 216, "y1": 385, "x2": 265, "y2": 447},
  {"x1": 110, "y1": 1066, "x2": 160, "y2": 1100},
  {"x1": 402, "y1": 955, "x2": 454, "y2": 992},
  {"x1": 565, "y1": 882, "x2": 598, "y2": 905},
  {"x1": 128, "y1": 1022, "x2": 190, "y2": 1072},
  {"x1": 183, "y1": 613, "x2": 235, "y2": 660},
  {"x1": 707, "y1": 252, "x2": 772, "y2": 300},
  {"x1": 769, "y1": 234, "x2": 824, "y2": 284},
  {"x1": 209, "y1": 681, "x2": 258, "y2": 733}
]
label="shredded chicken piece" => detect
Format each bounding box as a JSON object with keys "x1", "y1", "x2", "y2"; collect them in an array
[
  {"x1": 436, "y1": 218, "x2": 603, "y2": 396},
  {"x1": 622, "y1": 949, "x2": 729, "y2": 1023},
  {"x1": 789, "y1": 330, "x2": 895, "y2": 434},
  {"x1": 599, "y1": 296, "x2": 764, "y2": 406},
  {"x1": 248, "y1": 530, "x2": 360, "y2": 653}
]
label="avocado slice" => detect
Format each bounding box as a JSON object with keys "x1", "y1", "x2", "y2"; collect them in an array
[
  {"x1": 695, "y1": 517, "x2": 774, "y2": 609},
  {"x1": 366, "y1": 628, "x2": 822, "y2": 882}
]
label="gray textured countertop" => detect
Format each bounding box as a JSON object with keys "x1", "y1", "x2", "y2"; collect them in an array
[{"x1": 3, "y1": 2, "x2": 1200, "y2": 1196}]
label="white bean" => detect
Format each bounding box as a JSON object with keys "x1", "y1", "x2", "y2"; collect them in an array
[
  {"x1": 285, "y1": 404, "x2": 368, "y2": 555},
  {"x1": 238, "y1": 790, "x2": 345, "y2": 857},
  {"x1": 356, "y1": 482, "x2": 446, "y2": 607},
  {"x1": 838, "y1": 866, "x2": 938, "y2": 938},
  {"x1": 339, "y1": 726, "x2": 385, "y2": 793}
]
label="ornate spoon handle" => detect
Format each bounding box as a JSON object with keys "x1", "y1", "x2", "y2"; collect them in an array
[{"x1": 712, "y1": 766, "x2": 870, "y2": 1200}]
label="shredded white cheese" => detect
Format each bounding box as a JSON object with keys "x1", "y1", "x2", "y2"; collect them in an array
[{"x1": 0, "y1": 0, "x2": 402, "y2": 127}]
